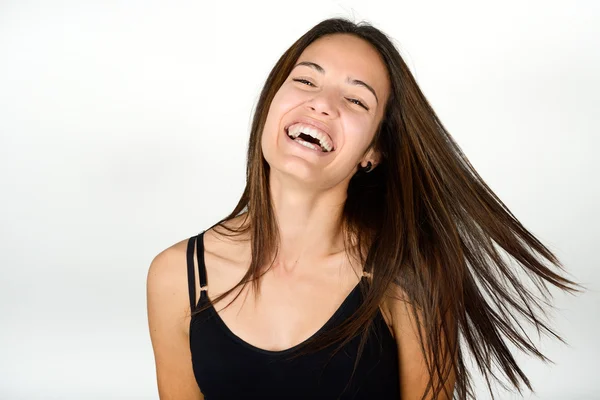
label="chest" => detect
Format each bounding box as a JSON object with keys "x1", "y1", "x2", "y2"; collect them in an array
[{"x1": 203, "y1": 252, "x2": 362, "y2": 352}]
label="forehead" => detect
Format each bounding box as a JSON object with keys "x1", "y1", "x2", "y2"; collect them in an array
[{"x1": 296, "y1": 34, "x2": 389, "y2": 98}]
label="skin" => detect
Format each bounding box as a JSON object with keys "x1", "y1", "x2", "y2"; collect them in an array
[{"x1": 147, "y1": 33, "x2": 455, "y2": 399}]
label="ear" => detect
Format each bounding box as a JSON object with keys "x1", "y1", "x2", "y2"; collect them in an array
[{"x1": 360, "y1": 147, "x2": 381, "y2": 169}]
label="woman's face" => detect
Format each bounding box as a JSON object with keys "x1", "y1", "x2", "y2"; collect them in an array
[{"x1": 261, "y1": 33, "x2": 391, "y2": 188}]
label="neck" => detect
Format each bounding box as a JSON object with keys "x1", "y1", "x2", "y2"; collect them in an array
[{"x1": 268, "y1": 170, "x2": 349, "y2": 276}]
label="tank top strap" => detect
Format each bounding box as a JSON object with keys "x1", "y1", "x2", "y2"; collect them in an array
[
  {"x1": 196, "y1": 231, "x2": 209, "y2": 295},
  {"x1": 186, "y1": 234, "x2": 198, "y2": 312},
  {"x1": 186, "y1": 231, "x2": 209, "y2": 313}
]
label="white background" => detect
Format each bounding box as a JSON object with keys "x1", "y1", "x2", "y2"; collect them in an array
[{"x1": 0, "y1": 1, "x2": 598, "y2": 399}]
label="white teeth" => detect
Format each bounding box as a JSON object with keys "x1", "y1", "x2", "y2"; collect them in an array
[
  {"x1": 287, "y1": 123, "x2": 333, "y2": 152},
  {"x1": 294, "y1": 138, "x2": 321, "y2": 152}
]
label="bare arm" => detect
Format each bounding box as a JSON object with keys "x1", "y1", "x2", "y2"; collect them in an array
[{"x1": 147, "y1": 245, "x2": 204, "y2": 400}]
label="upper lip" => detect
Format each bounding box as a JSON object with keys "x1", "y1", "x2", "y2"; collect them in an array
[{"x1": 284, "y1": 117, "x2": 336, "y2": 150}]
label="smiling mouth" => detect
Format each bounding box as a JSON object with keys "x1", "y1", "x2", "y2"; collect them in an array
[{"x1": 284, "y1": 127, "x2": 335, "y2": 153}]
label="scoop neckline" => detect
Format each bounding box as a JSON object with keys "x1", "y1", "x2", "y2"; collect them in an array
[
  {"x1": 202, "y1": 278, "x2": 363, "y2": 356},
  {"x1": 191, "y1": 229, "x2": 366, "y2": 356}
]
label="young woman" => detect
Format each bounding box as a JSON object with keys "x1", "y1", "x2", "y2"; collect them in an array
[{"x1": 147, "y1": 18, "x2": 583, "y2": 400}]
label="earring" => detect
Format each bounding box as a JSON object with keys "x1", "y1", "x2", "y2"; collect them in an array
[{"x1": 361, "y1": 161, "x2": 372, "y2": 173}]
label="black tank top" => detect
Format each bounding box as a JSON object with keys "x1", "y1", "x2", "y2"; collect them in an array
[{"x1": 187, "y1": 231, "x2": 400, "y2": 399}]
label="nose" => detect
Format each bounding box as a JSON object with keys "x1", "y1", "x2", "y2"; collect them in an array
[{"x1": 304, "y1": 89, "x2": 338, "y2": 117}]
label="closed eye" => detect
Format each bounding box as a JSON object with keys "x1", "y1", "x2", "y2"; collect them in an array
[
  {"x1": 346, "y1": 98, "x2": 369, "y2": 110},
  {"x1": 292, "y1": 78, "x2": 370, "y2": 111},
  {"x1": 292, "y1": 78, "x2": 315, "y2": 87}
]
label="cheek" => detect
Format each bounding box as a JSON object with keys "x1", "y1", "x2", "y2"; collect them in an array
[
  {"x1": 344, "y1": 114, "x2": 372, "y2": 142},
  {"x1": 261, "y1": 94, "x2": 288, "y2": 157},
  {"x1": 342, "y1": 121, "x2": 376, "y2": 157},
  {"x1": 262, "y1": 87, "x2": 306, "y2": 141},
  {"x1": 264, "y1": 89, "x2": 294, "y2": 130},
  {"x1": 271, "y1": 86, "x2": 305, "y2": 112}
]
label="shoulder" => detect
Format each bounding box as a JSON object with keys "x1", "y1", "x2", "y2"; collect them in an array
[
  {"x1": 382, "y1": 283, "x2": 457, "y2": 399},
  {"x1": 382, "y1": 284, "x2": 424, "y2": 362},
  {"x1": 147, "y1": 237, "x2": 190, "y2": 285},
  {"x1": 146, "y1": 236, "x2": 206, "y2": 399},
  {"x1": 381, "y1": 283, "x2": 412, "y2": 328},
  {"x1": 146, "y1": 237, "x2": 193, "y2": 335},
  {"x1": 377, "y1": 283, "x2": 410, "y2": 339}
]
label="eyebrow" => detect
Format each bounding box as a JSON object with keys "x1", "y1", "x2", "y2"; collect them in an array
[{"x1": 292, "y1": 61, "x2": 379, "y2": 105}]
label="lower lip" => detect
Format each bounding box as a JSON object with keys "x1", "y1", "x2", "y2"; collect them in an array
[{"x1": 284, "y1": 129, "x2": 333, "y2": 158}]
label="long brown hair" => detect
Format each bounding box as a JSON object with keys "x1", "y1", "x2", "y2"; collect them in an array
[{"x1": 192, "y1": 17, "x2": 584, "y2": 399}]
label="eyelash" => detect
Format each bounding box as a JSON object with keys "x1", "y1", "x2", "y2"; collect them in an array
[{"x1": 292, "y1": 78, "x2": 369, "y2": 111}]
